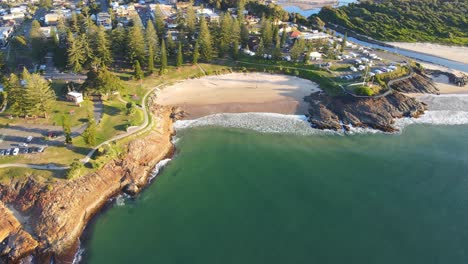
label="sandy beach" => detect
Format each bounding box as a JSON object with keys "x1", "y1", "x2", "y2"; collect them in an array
[
  {"x1": 387, "y1": 42, "x2": 468, "y2": 64},
  {"x1": 156, "y1": 73, "x2": 321, "y2": 119}
]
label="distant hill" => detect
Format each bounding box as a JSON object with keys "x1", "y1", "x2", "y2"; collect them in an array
[{"x1": 315, "y1": 0, "x2": 468, "y2": 45}]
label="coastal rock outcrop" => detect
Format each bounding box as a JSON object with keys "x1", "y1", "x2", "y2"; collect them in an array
[
  {"x1": 307, "y1": 92, "x2": 426, "y2": 132},
  {"x1": 0, "y1": 201, "x2": 38, "y2": 263},
  {"x1": 0, "y1": 105, "x2": 175, "y2": 263},
  {"x1": 391, "y1": 68, "x2": 439, "y2": 94}
]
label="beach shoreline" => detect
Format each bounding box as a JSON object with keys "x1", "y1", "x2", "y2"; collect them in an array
[
  {"x1": 156, "y1": 72, "x2": 321, "y2": 119},
  {"x1": 387, "y1": 42, "x2": 468, "y2": 65}
]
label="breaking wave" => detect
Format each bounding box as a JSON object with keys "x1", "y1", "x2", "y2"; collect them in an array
[
  {"x1": 148, "y1": 159, "x2": 172, "y2": 182},
  {"x1": 174, "y1": 113, "x2": 337, "y2": 135},
  {"x1": 173, "y1": 96, "x2": 468, "y2": 136}
]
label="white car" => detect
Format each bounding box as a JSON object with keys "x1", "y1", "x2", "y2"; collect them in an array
[{"x1": 12, "y1": 148, "x2": 19, "y2": 156}]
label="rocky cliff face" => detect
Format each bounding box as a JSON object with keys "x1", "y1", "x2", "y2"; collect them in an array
[
  {"x1": 391, "y1": 69, "x2": 439, "y2": 94},
  {"x1": 307, "y1": 92, "x2": 426, "y2": 132},
  {"x1": 0, "y1": 105, "x2": 175, "y2": 264}
]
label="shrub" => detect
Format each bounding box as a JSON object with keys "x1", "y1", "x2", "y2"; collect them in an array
[{"x1": 354, "y1": 86, "x2": 374, "y2": 96}]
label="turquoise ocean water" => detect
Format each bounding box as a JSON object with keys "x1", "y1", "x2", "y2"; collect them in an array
[{"x1": 81, "y1": 123, "x2": 468, "y2": 264}]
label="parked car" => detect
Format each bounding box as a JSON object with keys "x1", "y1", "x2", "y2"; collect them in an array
[
  {"x1": 5, "y1": 149, "x2": 11, "y2": 155},
  {"x1": 19, "y1": 148, "x2": 28, "y2": 154},
  {"x1": 27, "y1": 148, "x2": 33, "y2": 153},
  {"x1": 26, "y1": 136, "x2": 33, "y2": 143},
  {"x1": 37, "y1": 146, "x2": 46, "y2": 153},
  {"x1": 12, "y1": 148, "x2": 19, "y2": 156},
  {"x1": 0, "y1": 149, "x2": 5, "y2": 156}
]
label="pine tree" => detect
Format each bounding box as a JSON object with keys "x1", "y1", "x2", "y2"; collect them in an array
[
  {"x1": 83, "y1": 116, "x2": 96, "y2": 146},
  {"x1": 128, "y1": 21, "x2": 146, "y2": 64},
  {"x1": 219, "y1": 14, "x2": 233, "y2": 56},
  {"x1": 166, "y1": 31, "x2": 175, "y2": 55},
  {"x1": 240, "y1": 23, "x2": 249, "y2": 47},
  {"x1": 6, "y1": 74, "x2": 27, "y2": 117},
  {"x1": 160, "y1": 39, "x2": 168, "y2": 73},
  {"x1": 93, "y1": 26, "x2": 112, "y2": 67},
  {"x1": 260, "y1": 17, "x2": 273, "y2": 48},
  {"x1": 145, "y1": 20, "x2": 159, "y2": 64},
  {"x1": 30, "y1": 20, "x2": 47, "y2": 62},
  {"x1": 199, "y1": 18, "x2": 213, "y2": 61},
  {"x1": 341, "y1": 32, "x2": 347, "y2": 53},
  {"x1": 154, "y1": 6, "x2": 165, "y2": 39},
  {"x1": 23, "y1": 70, "x2": 56, "y2": 118},
  {"x1": 280, "y1": 24, "x2": 287, "y2": 48},
  {"x1": 134, "y1": 60, "x2": 143, "y2": 80},
  {"x1": 192, "y1": 40, "x2": 199, "y2": 64},
  {"x1": 290, "y1": 39, "x2": 304, "y2": 62},
  {"x1": 111, "y1": 26, "x2": 127, "y2": 60},
  {"x1": 256, "y1": 38, "x2": 265, "y2": 59},
  {"x1": 273, "y1": 34, "x2": 282, "y2": 60},
  {"x1": 176, "y1": 42, "x2": 183, "y2": 67},
  {"x1": 148, "y1": 46, "x2": 155, "y2": 73},
  {"x1": 186, "y1": 5, "x2": 196, "y2": 37},
  {"x1": 230, "y1": 18, "x2": 241, "y2": 44},
  {"x1": 67, "y1": 32, "x2": 85, "y2": 72},
  {"x1": 62, "y1": 114, "x2": 72, "y2": 144},
  {"x1": 232, "y1": 39, "x2": 239, "y2": 59},
  {"x1": 79, "y1": 33, "x2": 93, "y2": 68}
]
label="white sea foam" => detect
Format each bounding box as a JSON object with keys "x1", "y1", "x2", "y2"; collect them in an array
[
  {"x1": 115, "y1": 194, "x2": 126, "y2": 207},
  {"x1": 174, "y1": 113, "x2": 337, "y2": 135},
  {"x1": 173, "y1": 94, "x2": 468, "y2": 136},
  {"x1": 395, "y1": 110, "x2": 468, "y2": 129},
  {"x1": 148, "y1": 158, "x2": 172, "y2": 182},
  {"x1": 72, "y1": 243, "x2": 84, "y2": 264}
]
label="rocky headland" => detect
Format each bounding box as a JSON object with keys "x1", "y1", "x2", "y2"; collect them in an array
[
  {"x1": 306, "y1": 70, "x2": 437, "y2": 132},
  {"x1": 0, "y1": 104, "x2": 176, "y2": 263}
]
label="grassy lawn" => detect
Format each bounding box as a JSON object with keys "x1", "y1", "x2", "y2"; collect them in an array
[
  {"x1": 94, "y1": 99, "x2": 144, "y2": 145},
  {"x1": 0, "y1": 167, "x2": 64, "y2": 184},
  {"x1": 0, "y1": 81, "x2": 93, "y2": 127}
]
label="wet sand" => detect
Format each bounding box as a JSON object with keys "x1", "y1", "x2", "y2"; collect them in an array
[{"x1": 387, "y1": 42, "x2": 468, "y2": 64}]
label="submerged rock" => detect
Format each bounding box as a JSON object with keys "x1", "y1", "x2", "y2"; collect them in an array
[{"x1": 123, "y1": 183, "x2": 139, "y2": 196}]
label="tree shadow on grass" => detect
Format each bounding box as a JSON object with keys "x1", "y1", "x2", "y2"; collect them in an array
[{"x1": 103, "y1": 105, "x2": 122, "y2": 117}]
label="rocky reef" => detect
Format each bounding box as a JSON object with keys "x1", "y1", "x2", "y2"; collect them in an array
[
  {"x1": 0, "y1": 105, "x2": 176, "y2": 263},
  {"x1": 307, "y1": 72, "x2": 436, "y2": 132}
]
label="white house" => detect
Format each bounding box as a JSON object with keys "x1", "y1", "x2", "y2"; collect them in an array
[
  {"x1": 67, "y1": 92, "x2": 84, "y2": 105},
  {"x1": 0, "y1": 26, "x2": 13, "y2": 46},
  {"x1": 309, "y1": 51, "x2": 322, "y2": 60}
]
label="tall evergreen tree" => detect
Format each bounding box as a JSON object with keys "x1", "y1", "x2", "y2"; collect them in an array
[
  {"x1": 256, "y1": 38, "x2": 265, "y2": 59},
  {"x1": 260, "y1": 17, "x2": 273, "y2": 48},
  {"x1": 6, "y1": 74, "x2": 26, "y2": 117},
  {"x1": 134, "y1": 60, "x2": 143, "y2": 80},
  {"x1": 93, "y1": 26, "x2": 112, "y2": 67},
  {"x1": 62, "y1": 114, "x2": 72, "y2": 144},
  {"x1": 166, "y1": 31, "x2": 175, "y2": 55},
  {"x1": 176, "y1": 42, "x2": 183, "y2": 67},
  {"x1": 341, "y1": 32, "x2": 347, "y2": 52},
  {"x1": 192, "y1": 40, "x2": 199, "y2": 64},
  {"x1": 199, "y1": 18, "x2": 213, "y2": 61},
  {"x1": 83, "y1": 116, "x2": 96, "y2": 146},
  {"x1": 160, "y1": 39, "x2": 168, "y2": 73},
  {"x1": 145, "y1": 20, "x2": 160, "y2": 63},
  {"x1": 148, "y1": 46, "x2": 155, "y2": 73},
  {"x1": 67, "y1": 32, "x2": 85, "y2": 73},
  {"x1": 128, "y1": 21, "x2": 146, "y2": 64},
  {"x1": 154, "y1": 6, "x2": 165, "y2": 39},
  {"x1": 232, "y1": 39, "x2": 239, "y2": 59},
  {"x1": 280, "y1": 24, "x2": 287, "y2": 48},
  {"x1": 240, "y1": 23, "x2": 249, "y2": 47},
  {"x1": 23, "y1": 70, "x2": 56, "y2": 118},
  {"x1": 219, "y1": 14, "x2": 233, "y2": 56},
  {"x1": 186, "y1": 5, "x2": 196, "y2": 37},
  {"x1": 111, "y1": 26, "x2": 127, "y2": 60}
]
